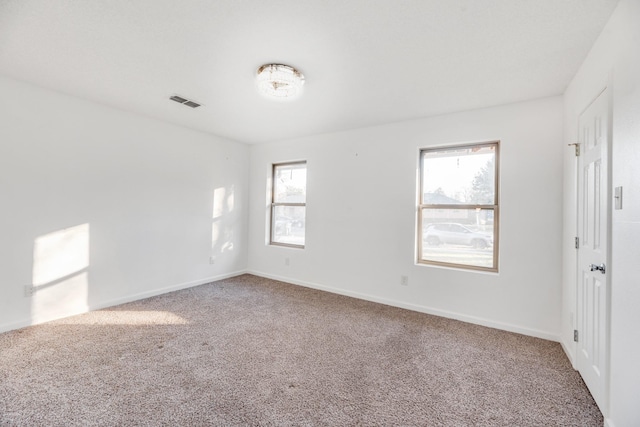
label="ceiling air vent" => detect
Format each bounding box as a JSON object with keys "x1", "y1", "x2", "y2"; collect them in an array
[
  {"x1": 183, "y1": 100, "x2": 200, "y2": 108},
  {"x1": 170, "y1": 95, "x2": 201, "y2": 108}
]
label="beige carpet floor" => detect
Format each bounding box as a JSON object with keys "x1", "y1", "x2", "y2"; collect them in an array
[{"x1": 0, "y1": 274, "x2": 602, "y2": 426}]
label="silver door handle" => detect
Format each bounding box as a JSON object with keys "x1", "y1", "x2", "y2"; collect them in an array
[{"x1": 590, "y1": 263, "x2": 606, "y2": 274}]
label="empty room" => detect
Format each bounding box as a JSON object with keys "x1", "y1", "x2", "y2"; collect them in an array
[{"x1": 1, "y1": 0, "x2": 639, "y2": 426}]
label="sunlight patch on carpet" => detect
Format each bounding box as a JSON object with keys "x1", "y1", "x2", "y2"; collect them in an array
[{"x1": 55, "y1": 310, "x2": 189, "y2": 326}]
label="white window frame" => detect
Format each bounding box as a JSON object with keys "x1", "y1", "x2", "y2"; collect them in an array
[
  {"x1": 270, "y1": 161, "x2": 307, "y2": 249},
  {"x1": 418, "y1": 141, "x2": 500, "y2": 272}
]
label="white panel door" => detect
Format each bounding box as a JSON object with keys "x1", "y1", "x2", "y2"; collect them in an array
[{"x1": 576, "y1": 89, "x2": 609, "y2": 413}]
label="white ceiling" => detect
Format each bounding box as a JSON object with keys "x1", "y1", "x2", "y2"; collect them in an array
[{"x1": 0, "y1": 0, "x2": 619, "y2": 144}]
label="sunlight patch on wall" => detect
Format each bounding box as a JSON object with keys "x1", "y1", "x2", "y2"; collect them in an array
[
  {"x1": 212, "y1": 186, "x2": 235, "y2": 255},
  {"x1": 31, "y1": 224, "x2": 90, "y2": 323},
  {"x1": 33, "y1": 223, "x2": 89, "y2": 286},
  {"x1": 213, "y1": 187, "x2": 234, "y2": 218},
  {"x1": 54, "y1": 310, "x2": 189, "y2": 326}
]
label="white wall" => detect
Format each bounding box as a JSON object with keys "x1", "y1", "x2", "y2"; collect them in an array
[
  {"x1": 0, "y1": 75, "x2": 249, "y2": 332},
  {"x1": 563, "y1": 0, "x2": 640, "y2": 425},
  {"x1": 248, "y1": 96, "x2": 564, "y2": 340}
]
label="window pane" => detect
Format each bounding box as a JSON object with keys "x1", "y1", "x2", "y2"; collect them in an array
[
  {"x1": 421, "y1": 208, "x2": 495, "y2": 268},
  {"x1": 274, "y1": 163, "x2": 306, "y2": 203},
  {"x1": 422, "y1": 145, "x2": 495, "y2": 205},
  {"x1": 272, "y1": 205, "x2": 306, "y2": 246}
]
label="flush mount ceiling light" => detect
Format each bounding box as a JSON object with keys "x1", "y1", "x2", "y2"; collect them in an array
[{"x1": 256, "y1": 64, "x2": 305, "y2": 100}]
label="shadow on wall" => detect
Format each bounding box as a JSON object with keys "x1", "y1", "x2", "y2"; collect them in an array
[
  {"x1": 212, "y1": 185, "x2": 235, "y2": 261},
  {"x1": 31, "y1": 223, "x2": 90, "y2": 324}
]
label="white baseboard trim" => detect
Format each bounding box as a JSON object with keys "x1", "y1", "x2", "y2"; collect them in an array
[
  {"x1": 0, "y1": 319, "x2": 34, "y2": 335},
  {"x1": 247, "y1": 270, "x2": 560, "y2": 342},
  {"x1": 604, "y1": 418, "x2": 615, "y2": 427},
  {"x1": 0, "y1": 270, "x2": 247, "y2": 334},
  {"x1": 560, "y1": 339, "x2": 576, "y2": 369},
  {"x1": 86, "y1": 270, "x2": 248, "y2": 313}
]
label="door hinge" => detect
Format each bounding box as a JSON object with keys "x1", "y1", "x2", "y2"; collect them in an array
[
  {"x1": 575, "y1": 237, "x2": 579, "y2": 249},
  {"x1": 568, "y1": 143, "x2": 580, "y2": 156},
  {"x1": 574, "y1": 330, "x2": 579, "y2": 342}
]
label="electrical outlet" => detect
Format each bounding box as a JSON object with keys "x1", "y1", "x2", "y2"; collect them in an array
[
  {"x1": 400, "y1": 275, "x2": 408, "y2": 286},
  {"x1": 209, "y1": 256, "x2": 215, "y2": 265},
  {"x1": 24, "y1": 285, "x2": 34, "y2": 297},
  {"x1": 285, "y1": 257, "x2": 290, "y2": 266}
]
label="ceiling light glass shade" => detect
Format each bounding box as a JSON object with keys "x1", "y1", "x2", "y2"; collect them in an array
[{"x1": 256, "y1": 64, "x2": 305, "y2": 100}]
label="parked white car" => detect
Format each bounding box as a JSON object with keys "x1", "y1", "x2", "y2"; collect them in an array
[{"x1": 424, "y1": 223, "x2": 493, "y2": 249}]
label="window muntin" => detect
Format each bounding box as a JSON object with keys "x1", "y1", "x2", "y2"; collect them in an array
[
  {"x1": 271, "y1": 162, "x2": 306, "y2": 248},
  {"x1": 418, "y1": 142, "x2": 499, "y2": 271}
]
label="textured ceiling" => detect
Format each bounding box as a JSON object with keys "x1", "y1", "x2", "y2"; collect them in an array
[{"x1": 0, "y1": 0, "x2": 619, "y2": 144}]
